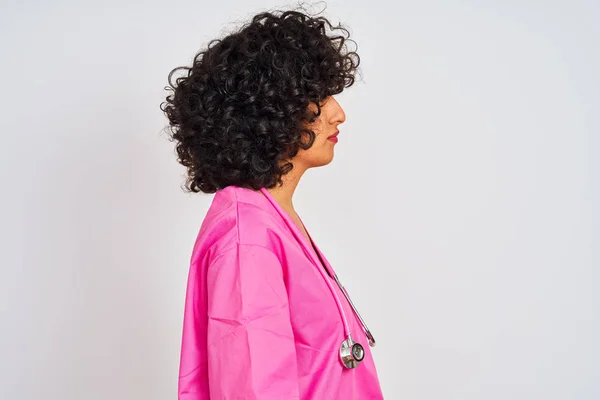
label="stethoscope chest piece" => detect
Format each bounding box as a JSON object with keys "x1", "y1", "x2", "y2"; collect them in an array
[{"x1": 340, "y1": 335, "x2": 365, "y2": 369}]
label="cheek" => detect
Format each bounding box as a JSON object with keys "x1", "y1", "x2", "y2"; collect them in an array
[
  {"x1": 301, "y1": 127, "x2": 326, "y2": 148},
  {"x1": 298, "y1": 137, "x2": 331, "y2": 161},
  {"x1": 314, "y1": 126, "x2": 329, "y2": 144},
  {"x1": 296, "y1": 124, "x2": 335, "y2": 165}
]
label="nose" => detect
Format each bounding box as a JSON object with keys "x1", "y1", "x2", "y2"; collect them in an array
[{"x1": 329, "y1": 96, "x2": 346, "y2": 125}]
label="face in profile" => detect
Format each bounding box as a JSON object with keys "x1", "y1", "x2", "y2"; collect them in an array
[{"x1": 294, "y1": 95, "x2": 346, "y2": 169}]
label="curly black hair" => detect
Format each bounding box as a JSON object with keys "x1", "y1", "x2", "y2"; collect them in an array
[{"x1": 160, "y1": 4, "x2": 360, "y2": 194}]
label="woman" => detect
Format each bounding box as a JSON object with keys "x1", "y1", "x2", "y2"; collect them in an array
[{"x1": 161, "y1": 6, "x2": 384, "y2": 399}]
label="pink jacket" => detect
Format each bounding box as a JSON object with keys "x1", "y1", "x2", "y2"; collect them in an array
[{"x1": 178, "y1": 185, "x2": 384, "y2": 399}]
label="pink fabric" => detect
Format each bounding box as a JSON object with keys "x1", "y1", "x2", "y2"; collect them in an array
[{"x1": 178, "y1": 185, "x2": 384, "y2": 399}]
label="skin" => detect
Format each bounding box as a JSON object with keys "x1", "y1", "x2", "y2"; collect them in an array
[{"x1": 256, "y1": 95, "x2": 346, "y2": 240}]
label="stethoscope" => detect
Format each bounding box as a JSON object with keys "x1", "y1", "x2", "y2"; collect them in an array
[{"x1": 259, "y1": 187, "x2": 376, "y2": 369}]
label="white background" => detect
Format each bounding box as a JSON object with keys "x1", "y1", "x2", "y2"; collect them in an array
[{"x1": 1, "y1": 0, "x2": 598, "y2": 399}]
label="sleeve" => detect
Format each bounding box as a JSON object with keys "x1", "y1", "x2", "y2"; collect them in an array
[{"x1": 206, "y1": 243, "x2": 300, "y2": 400}]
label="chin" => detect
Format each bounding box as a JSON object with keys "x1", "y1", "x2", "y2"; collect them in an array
[
  {"x1": 315, "y1": 155, "x2": 335, "y2": 167},
  {"x1": 301, "y1": 149, "x2": 335, "y2": 168}
]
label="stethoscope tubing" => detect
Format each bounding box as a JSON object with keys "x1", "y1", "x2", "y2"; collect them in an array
[
  {"x1": 333, "y1": 273, "x2": 376, "y2": 347},
  {"x1": 259, "y1": 188, "x2": 353, "y2": 337}
]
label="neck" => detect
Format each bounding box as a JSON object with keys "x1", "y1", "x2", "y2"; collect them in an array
[{"x1": 265, "y1": 161, "x2": 307, "y2": 213}]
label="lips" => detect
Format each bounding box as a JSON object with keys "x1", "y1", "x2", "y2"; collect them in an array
[{"x1": 328, "y1": 131, "x2": 339, "y2": 138}]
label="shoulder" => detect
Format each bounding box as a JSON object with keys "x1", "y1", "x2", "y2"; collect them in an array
[{"x1": 192, "y1": 187, "x2": 289, "y2": 262}]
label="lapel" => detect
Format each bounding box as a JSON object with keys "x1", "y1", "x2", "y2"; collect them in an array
[
  {"x1": 298, "y1": 217, "x2": 337, "y2": 279},
  {"x1": 258, "y1": 187, "x2": 337, "y2": 279}
]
